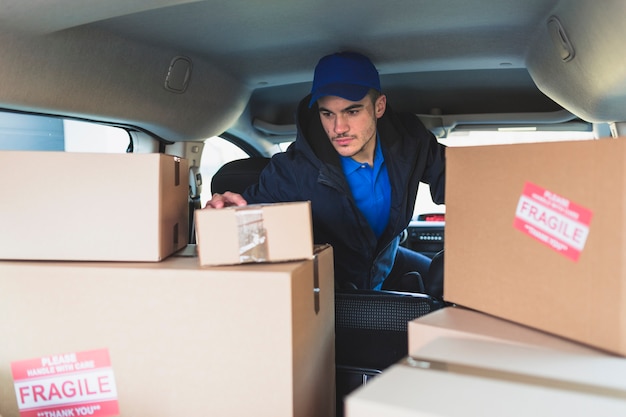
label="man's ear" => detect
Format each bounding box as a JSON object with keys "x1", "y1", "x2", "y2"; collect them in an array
[{"x1": 375, "y1": 94, "x2": 387, "y2": 118}]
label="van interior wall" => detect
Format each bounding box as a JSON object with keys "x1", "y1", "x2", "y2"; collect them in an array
[
  {"x1": 526, "y1": 0, "x2": 626, "y2": 124},
  {"x1": 0, "y1": 27, "x2": 249, "y2": 142}
]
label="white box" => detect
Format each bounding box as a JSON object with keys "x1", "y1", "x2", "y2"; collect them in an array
[
  {"x1": 0, "y1": 245, "x2": 335, "y2": 417},
  {"x1": 409, "y1": 306, "x2": 602, "y2": 356},
  {"x1": 0, "y1": 151, "x2": 188, "y2": 261},
  {"x1": 346, "y1": 337, "x2": 626, "y2": 417},
  {"x1": 195, "y1": 201, "x2": 314, "y2": 265}
]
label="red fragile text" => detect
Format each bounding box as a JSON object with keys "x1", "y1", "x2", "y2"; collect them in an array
[
  {"x1": 18, "y1": 374, "x2": 113, "y2": 405},
  {"x1": 517, "y1": 199, "x2": 585, "y2": 244},
  {"x1": 514, "y1": 182, "x2": 592, "y2": 261}
]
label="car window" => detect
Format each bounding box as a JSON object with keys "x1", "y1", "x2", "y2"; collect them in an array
[
  {"x1": 0, "y1": 111, "x2": 129, "y2": 153},
  {"x1": 0, "y1": 112, "x2": 65, "y2": 151},
  {"x1": 64, "y1": 120, "x2": 129, "y2": 153}
]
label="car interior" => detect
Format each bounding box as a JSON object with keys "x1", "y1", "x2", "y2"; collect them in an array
[{"x1": 2, "y1": 0, "x2": 626, "y2": 415}]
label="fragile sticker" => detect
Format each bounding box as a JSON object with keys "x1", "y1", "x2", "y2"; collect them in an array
[
  {"x1": 514, "y1": 182, "x2": 592, "y2": 261},
  {"x1": 11, "y1": 349, "x2": 119, "y2": 417}
]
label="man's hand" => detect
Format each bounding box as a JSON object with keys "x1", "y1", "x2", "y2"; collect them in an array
[{"x1": 205, "y1": 191, "x2": 248, "y2": 209}]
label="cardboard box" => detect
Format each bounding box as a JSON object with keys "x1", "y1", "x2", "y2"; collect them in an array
[
  {"x1": 444, "y1": 140, "x2": 626, "y2": 355},
  {"x1": 409, "y1": 306, "x2": 603, "y2": 356},
  {"x1": 0, "y1": 151, "x2": 188, "y2": 261},
  {"x1": 346, "y1": 337, "x2": 626, "y2": 417},
  {"x1": 0, "y1": 245, "x2": 335, "y2": 417},
  {"x1": 195, "y1": 201, "x2": 314, "y2": 265}
]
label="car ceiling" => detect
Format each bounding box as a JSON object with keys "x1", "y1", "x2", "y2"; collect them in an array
[{"x1": 1, "y1": 0, "x2": 626, "y2": 143}]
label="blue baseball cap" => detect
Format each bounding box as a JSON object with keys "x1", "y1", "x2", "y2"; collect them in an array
[{"x1": 308, "y1": 52, "x2": 381, "y2": 108}]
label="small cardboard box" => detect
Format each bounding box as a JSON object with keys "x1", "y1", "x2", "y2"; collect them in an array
[
  {"x1": 0, "y1": 245, "x2": 335, "y2": 417},
  {"x1": 195, "y1": 201, "x2": 314, "y2": 265},
  {"x1": 408, "y1": 306, "x2": 603, "y2": 356},
  {"x1": 444, "y1": 139, "x2": 626, "y2": 355},
  {"x1": 346, "y1": 337, "x2": 626, "y2": 417},
  {"x1": 0, "y1": 151, "x2": 188, "y2": 261}
]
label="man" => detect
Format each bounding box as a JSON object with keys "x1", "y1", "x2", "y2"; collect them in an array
[{"x1": 207, "y1": 51, "x2": 445, "y2": 296}]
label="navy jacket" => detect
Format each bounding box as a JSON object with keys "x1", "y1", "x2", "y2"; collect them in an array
[{"x1": 243, "y1": 95, "x2": 445, "y2": 289}]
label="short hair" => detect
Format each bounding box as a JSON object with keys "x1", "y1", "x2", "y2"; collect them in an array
[{"x1": 367, "y1": 89, "x2": 382, "y2": 104}]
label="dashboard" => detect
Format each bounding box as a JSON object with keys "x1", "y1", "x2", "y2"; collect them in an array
[{"x1": 401, "y1": 216, "x2": 445, "y2": 257}]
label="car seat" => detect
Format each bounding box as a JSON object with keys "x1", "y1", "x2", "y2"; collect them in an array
[
  {"x1": 334, "y1": 289, "x2": 442, "y2": 415},
  {"x1": 210, "y1": 156, "x2": 272, "y2": 195},
  {"x1": 209, "y1": 157, "x2": 444, "y2": 416}
]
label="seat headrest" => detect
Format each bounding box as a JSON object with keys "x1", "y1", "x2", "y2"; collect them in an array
[{"x1": 210, "y1": 157, "x2": 270, "y2": 195}]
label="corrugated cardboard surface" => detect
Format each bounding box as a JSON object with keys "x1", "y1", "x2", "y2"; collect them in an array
[
  {"x1": 444, "y1": 139, "x2": 626, "y2": 355},
  {"x1": 346, "y1": 338, "x2": 626, "y2": 417},
  {"x1": 195, "y1": 201, "x2": 314, "y2": 266},
  {"x1": 0, "y1": 151, "x2": 188, "y2": 261},
  {"x1": 0, "y1": 245, "x2": 335, "y2": 417},
  {"x1": 408, "y1": 306, "x2": 604, "y2": 356}
]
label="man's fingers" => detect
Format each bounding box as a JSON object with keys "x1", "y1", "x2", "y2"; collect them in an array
[
  {"x1": 205, "y1": 192, "x2": 247, "y2": 209},
  {"x1": 222, "y1": 191, "x2": 248, "y2": 206}
]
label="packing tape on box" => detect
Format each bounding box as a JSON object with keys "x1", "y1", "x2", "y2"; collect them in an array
[
  {"x1": 236, "y1": 208, "x2": 269, "y2": 262},
  {"x1": 402, "y1": 356, "x2": 626, "y2": 400}
]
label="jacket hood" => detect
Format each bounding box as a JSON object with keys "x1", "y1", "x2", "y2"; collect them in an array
[{"x1": 295, "y1": 94, "x2": 342, "y2": 168}]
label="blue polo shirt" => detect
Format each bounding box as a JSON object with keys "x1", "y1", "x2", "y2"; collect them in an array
[{"x1": 340, "y1": 137, "x2": 391, "y2": 239}]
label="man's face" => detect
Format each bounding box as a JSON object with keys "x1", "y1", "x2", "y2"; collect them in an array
[{"x1": 317, "y1": 93, "x2": 386, "y2": 164}]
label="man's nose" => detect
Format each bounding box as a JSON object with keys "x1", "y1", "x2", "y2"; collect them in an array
[{"x1": 334, "y1": 115, "x2": 349, "y2": 134}]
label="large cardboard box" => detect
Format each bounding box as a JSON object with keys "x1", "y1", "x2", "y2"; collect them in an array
[
  {"x1": 444, "y1": 139, "x2": 626, "y2": 355},
  {"x1": 346, "y1": 337, "x2": 626, "y2": 417},
  {"x1": 408, "y1": 306, "x2": 603, "y2": 356},
  {"x1": 0, "y1": 245, "x2": 335, "y2": 417},
  {"x1": 195, "y1": 201, "x2": 314, "y2": 266},
  {"x1": 0, "y1": 151, "x2": 188, "y2": 261}
]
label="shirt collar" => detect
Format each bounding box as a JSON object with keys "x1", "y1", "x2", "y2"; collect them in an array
[{"x1": 340, "y1": 134, "x2": 383, "y2": 174}]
